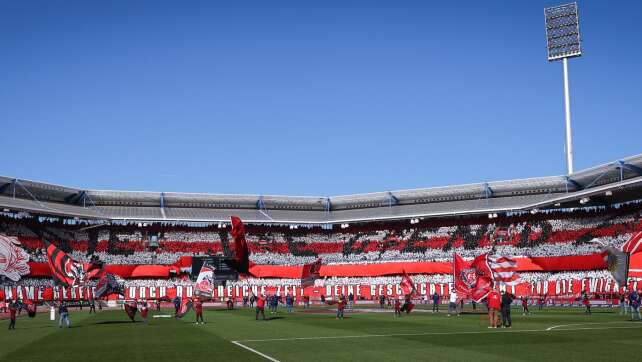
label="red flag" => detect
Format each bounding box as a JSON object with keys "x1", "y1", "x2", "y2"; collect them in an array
[
  {"x1": 469, "y1": 253, "x2": 493, "y2": 302},
  {"x1": 301, "y1": 258, "x2": 322, "y2": 286},
  {"x1": 230, "y1": 216, "x2": 250, "y2": 273},
  {"x1": 400, "y1": 270, "x2": 416, "y2": 296},
  {"x1": 622, "y1": 231, "x2": 642, "y2": 255},
  {"x1": 453, "y1": 253, "x2": 475, "y2": 299}
]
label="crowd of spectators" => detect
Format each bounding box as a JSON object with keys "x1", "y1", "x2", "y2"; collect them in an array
[{"x1": 0, "y1": 203, "x2": 640, "y2": 268}]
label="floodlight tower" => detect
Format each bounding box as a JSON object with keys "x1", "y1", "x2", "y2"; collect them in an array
[{"x1": 544, "y1": 3, "x2": 582, "y2": 175}]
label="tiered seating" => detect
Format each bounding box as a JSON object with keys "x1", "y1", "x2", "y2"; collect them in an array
[{"x1": 0, "y1": 203, "x2": 641, "y2": 267}]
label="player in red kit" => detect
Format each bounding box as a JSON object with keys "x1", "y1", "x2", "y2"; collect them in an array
[
  {"x1": 194, "y1": 298, "x2": 205, "y2": 324},
  {"x1": 336, "y1": 294, "x2": 346, "y2": 320},
  {"x1": 521, "y1": 297, "x2": 530, "y2": 315},
  {"x1": 255, "y1": 294, "x2": 266, "y2": 321},
  {"x1": 8, "y1": 300, "x2": 17, "y2": 330},
  {"x1": 487, "y1": 289, "x2": 501, "y2": 328}
]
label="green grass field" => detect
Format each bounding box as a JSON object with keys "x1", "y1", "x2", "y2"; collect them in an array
[{"x1": 2, "y1": 305, "x2": 641, "y2": 361}]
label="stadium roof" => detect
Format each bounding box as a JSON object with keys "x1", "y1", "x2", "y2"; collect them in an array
[{"x1": 1, "y1": 153, "x2": 642, "y2": 224}]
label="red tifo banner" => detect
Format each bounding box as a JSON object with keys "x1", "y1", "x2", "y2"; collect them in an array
[
  {"x1": 3, "y1": 277, "x2": 642, "y2": 302},
  {"x1": 24, "y1": 253, "x2": 610, "y2": 279}
]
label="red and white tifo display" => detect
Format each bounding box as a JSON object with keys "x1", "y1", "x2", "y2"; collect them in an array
[{"x1": 1, "y1": 204, "x2": 642, "y2": 304}]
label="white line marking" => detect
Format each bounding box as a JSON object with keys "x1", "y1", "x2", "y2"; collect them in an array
[
  {"x1": 231, "y1": 340, "x2": 281, "y2": 362},
  {"x1": 236, "y1": 325, "x2": 642, "y2": 343},
  {"x1": 545, "y1": 321, "x2": 631, "y2": 331}
]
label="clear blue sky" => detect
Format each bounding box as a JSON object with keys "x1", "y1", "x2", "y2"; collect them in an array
[{"x1": 1, "y1": 0, "x2": 640, "y2": 196}]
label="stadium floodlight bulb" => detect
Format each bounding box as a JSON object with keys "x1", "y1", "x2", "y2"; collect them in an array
[{"x1": 544, "y1": 3, "x2": 582, "y2": 61}]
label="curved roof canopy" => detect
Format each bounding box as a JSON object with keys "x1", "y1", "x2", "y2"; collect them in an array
[{"x1": 1, "y1": 153, "x2": 642, "y2": 224}]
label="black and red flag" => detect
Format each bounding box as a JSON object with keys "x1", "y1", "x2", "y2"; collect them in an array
[
  {"x1": 95, "y1": 273, "x2": 125, "y2": 299},
  {"x1": 175, "y1": 298, "x2": 193, "y2": 318},
  {"x1": 24, "y1": 299, "x2": 37, "y2": 318},
  {"x1": 44, "y1": 240, "x2": 84, "y2": 286},
  {"x1": 124, "y1": 301, "x2": 138, "y2": 322},
  {"x1": 44, "y1": 240, "x2": 104, "y2": 287}
]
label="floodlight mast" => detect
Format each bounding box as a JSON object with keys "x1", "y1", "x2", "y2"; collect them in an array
[{"x1": 544, "y1": 3, "x2": 582, "y2": 175}]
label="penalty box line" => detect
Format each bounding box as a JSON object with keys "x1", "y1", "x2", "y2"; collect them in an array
[{"x1": 235, "y1": 324, "x2": 642, "y2": 344}]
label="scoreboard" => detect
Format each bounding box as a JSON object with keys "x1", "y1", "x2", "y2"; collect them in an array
[{"x1": 191, "y1": 256, "x2": 238, "y2": 282}]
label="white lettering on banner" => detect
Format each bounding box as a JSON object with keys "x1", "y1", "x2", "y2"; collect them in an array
[
  {"x1": 217, "y1": 285, "x2": 225, "y2": 298},
  {"x1": 129, "y1": 287, "x2": 136, "y2": 299},
  {"x1": 395, "y1": 284, "x2": 402, "y2": 295},
  {"x1": 70, "y1": 287, "x2": 77, "y2": 299},
  {"x1": 187, "y1": 286, "x2": 193, "y2": 297},
  {"x1": 139, "y1": 287, "x2": 146, "y2": 299},
  {"x1": 260, "y1": 286, "x2": 266, "y2": 296},
  {"x1": 62, "y1": 288, "x2": 69, "y2": 300},
  {"x1": 420, "y1": 283, "x2": 426, "y2": 295},
  {"x1": 160, "y1": 287, "x2": 167, "y2": 298},
  {"x1": 149, "y1": 288, "x2": 157, "y2": 299},
  {"x1": 225, "y1": 285, "x2": 232, "y2": 297},
  {"x1": 386, "y1": 284, "x2": 393, "y2": 296},
  {"x1": 440, "y1": 284, "x2": 445, "y2": 295},
  {"x1": 251, "y1": 286, "x2": 258, "y2": 296},
  {"x1": 568, "y1": 279, "x2": 573, "y2": 294},
  {"x1": 243, "y1": 286, "x2": 249, "y2": 296},
  {"x1": 235, "y1": 286, "x2": 240, "y2": 296},
  {"x1": 429, "y1": 284, "x2": 436, "y2": 295},
  {"x1": 37, "y1": 288, "x2": 43, "y2": 300}
]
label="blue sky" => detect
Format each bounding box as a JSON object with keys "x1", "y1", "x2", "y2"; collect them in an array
[{"x1": 1, "y1": 0, "x2": 640, "y2": 196}]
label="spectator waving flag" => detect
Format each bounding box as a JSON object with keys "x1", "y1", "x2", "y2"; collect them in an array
[
  {"x1": 400, "y1": 270, "x2": 416, "y2": 296},
  {"x1": 621, "y1": 231, "x2": 642, "y2": 255},
  {"x1": 487, "y1": 254, "x2": 520, "y2": 286}
]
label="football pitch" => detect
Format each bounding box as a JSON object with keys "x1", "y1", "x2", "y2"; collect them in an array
[{"x1": 2, "y1": 306, "x2": 641, "y2": 362}]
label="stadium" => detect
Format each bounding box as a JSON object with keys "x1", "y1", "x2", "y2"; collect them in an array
[{"x1": 2, "y1": 2, "x2": 642, "y2": 362}]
